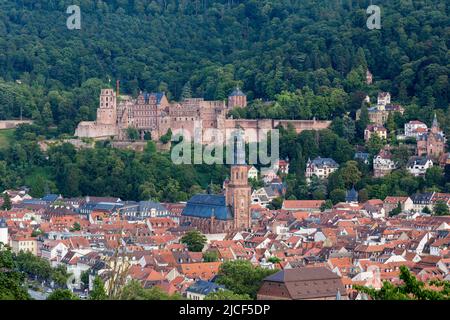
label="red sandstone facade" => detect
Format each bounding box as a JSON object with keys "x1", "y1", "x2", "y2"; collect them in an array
[{"x1": 75, "y1": 88, "x2": 331, "y2": 143}]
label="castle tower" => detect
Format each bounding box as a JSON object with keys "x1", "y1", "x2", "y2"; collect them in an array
[
  {"x1": 228, "y1": 87, "x2": 247, "y2": 109},
  {"x1": 226, "y1": 132, "x2": 251, "y2": 231},
  {"x1": 96, "y1": 89, "x2": 117, "y2": 125}
]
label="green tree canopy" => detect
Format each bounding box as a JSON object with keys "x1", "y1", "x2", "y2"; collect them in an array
[
  {"x1": 215, "y1": 260, "x2": 277, "y2": 299},
  {"x1": 181, "y1": 230, "x2": 207, "y2": 252}
]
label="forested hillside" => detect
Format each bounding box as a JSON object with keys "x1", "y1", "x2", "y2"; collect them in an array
[
  {"x1": 0, "y1": 0, "x2": 449, "y2": 202},
  {"x1": 0, "y1": 0, "x2": 448, "y2": 133}
]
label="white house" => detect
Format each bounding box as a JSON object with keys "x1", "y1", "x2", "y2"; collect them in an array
[
  {"x1": 407, "y1": 156, "x2": 433, "y2": 177},
  {"x1": 305, "y1": 157, "x2": 339, "y2": 180},
  {"x1": 404, "y1": 120, "x2": 428, "y2": 138},
  {"x1": 40, "y1": 240, "x2": 69, "y2": 264},
  {"x1": 377, "y1": 92, "x2": 391, "y2": 106},
  {"x1": 373, "y1": 148, "x2": 397, "y2": 177},
  {"x1": 2, "y1": 189, "x2": 32, "y2": 204},
  {"x1": 260, "y1": 168, "x2": 278, "y2": 184}
]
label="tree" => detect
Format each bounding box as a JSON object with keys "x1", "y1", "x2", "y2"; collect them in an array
[
  {"x1": 47, "y1": 289, "x2": 79, "y2": 300},
  {"x1": 1, "y1": 193, "x2": 12, "y2": 210},
  {"x1": 267, "y1": 256, "x2": 281, "y2": 264},
  {"x1": 330, "y1": 189, "x2": 346, "y2": 204},
  {"x1": 339, "y1": 161, "x2": 362, "y2": 188},
  {"x1": 433, "y1": 201, "x2": 449, "y2": 216},
  {"x1": 215, "y1": 260, "x2": 277, "y2": 299},
  {"x1": 422, "y1": 206, "x2": 432, "y2": 214},
  {"x1": 367, "y1": 134, "x2": 385, "y2": 155},
  {"x1": 70, "y1": 222, "x2": 81, "y2": 232},
  {"x1": 267, "y1": 197, "x2": 283, "y2": 210},
  {"x1": 320, "y1": 199, "x2": 333, "y2": 211},
  {"x1": 119, "y1": 281, "x2": 183, "y2": 300},
  {"x1": 390, "y1": 202, "x2": 402, "y2": 216},
  {"x1": 159, "y1": 129, "x2": 172, "y2": 144},
  {"x1": 51, "y1": 265, "x2": 71, "y2": 288},
  {"x1": 89, "y1": 276, "x2": 108, "y2": 300},
  {"x1": 126, "y1": 127, "x2": 139, "y2": 141},
  {"x1": 16, "y1": 251, "x2": 52, "y2": 282},
  {"x1": 204, "y1": 290, "x2": 251, "y2": 300},
  {"x1": 355, "y1": 266, "x2": 450, "y2": 300},
  {"x1": 425, "y1": 167, "x2": 444, "y2": 189},
  {"x1": 181, "y1": 230, "x2": 207, "y2": 252},
  {"x1": 203, "y1": 251, "x2": 219, "y2": 262},
  {"x1": 80, "y1": 270, "x2": 90, "y2": 290},
  {"x1": 181, "y1": 81, "x2": 192, "y2": 100},
  {"x1": 356, "y1": 104, "x2": 370, "y2": 139},
  {"x1": 0, "y1": 244, "x2": 30, "y2": 300}
]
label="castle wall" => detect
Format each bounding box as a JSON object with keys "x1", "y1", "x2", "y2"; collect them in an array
[
  {"x1": 75, "y1": 122, "x2": 118, "y2": 139},
  {"x1": 74, "y1": 88, "x2": 331, "y2": 143},
  {"x1": 0, "y1": 120, "x2": 33, "y2": 129}
]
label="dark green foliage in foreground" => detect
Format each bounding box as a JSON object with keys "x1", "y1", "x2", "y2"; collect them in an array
[
  {"x1": 47, "y1": 289, "x2": 79, "y2": 300},
  {"x1": 355, "y1": 266, "x2": 450, "y2": 300},
  {"x1": 0, "y1": 244, "x2": 30, "y2": 300},
  {"x1": 215, "y1": 260, "x2": 277, "y2": 299}
]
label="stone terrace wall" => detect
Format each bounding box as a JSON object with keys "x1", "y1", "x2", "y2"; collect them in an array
[{"x1": 0, "y1": 120, "x2": 33, "y2": 129}]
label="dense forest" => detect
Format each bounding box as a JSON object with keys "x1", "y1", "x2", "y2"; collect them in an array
[
  {"x1": 0, "y1": 0, "x2": 449, "y2": 202},
  {"x1": 0, "y1": 0, "x2": 448, "y2": 130}
]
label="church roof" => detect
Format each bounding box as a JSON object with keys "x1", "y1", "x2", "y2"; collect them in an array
[
  {"x1": 229, "y1": 87, "x2": 245, "y2": 97},
  {"x1": 346, "y1": 187, "x2": 358, "y2": 203},
  {"x1": 182, "y1": 194, "x2": 233, "y2": 221}
]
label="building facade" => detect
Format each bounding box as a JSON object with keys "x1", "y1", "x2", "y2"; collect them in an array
[
  {"x1": 181, "y1": 164, "x2": 251, "y2": 234},
  {"x1": 305, "y1": 157, "x2": 339, "y2": 180},
  {"x1": 373, "y1": 147, "x2": 397, "y2": 177},
  {"x1": 75, "y1": 88, "x2": 331, "y2": 144},
  {"x1": 416, "y1": 114, "x2": 446, "y2": 160},
  {"x1": 407, "y1": 156, "x2": 433, "y2": 177},
  {"x1": 405, "y1": 121, "x2": 428, "y2": 138},
  {"x1": 364, "y1": 125, "x2": 387, "y2": 141}
]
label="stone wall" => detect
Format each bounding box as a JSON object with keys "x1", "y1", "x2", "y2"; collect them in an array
[
  {"x1": 0, "y1": 120, "x2": 33, "y2": 129},
  {"x1": 74, "y1": 121, "x2": 118, "y2": 139}
]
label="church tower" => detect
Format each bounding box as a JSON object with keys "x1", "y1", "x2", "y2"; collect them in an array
[
  {"x1": 96, "y1": 89, "x2": 117, "y2": 125},
  {"x1": 226, "y1": 131, "x2": 251, "y2": 231}
]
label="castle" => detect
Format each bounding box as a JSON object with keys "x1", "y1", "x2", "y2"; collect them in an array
[{"x1": 75, "y1": 86, "x2": 331, "y2": 144}]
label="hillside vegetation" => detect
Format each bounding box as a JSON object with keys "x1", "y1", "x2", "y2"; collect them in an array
[{"x1": 0, "y1": 0, "x2": 448, "y2": 133}]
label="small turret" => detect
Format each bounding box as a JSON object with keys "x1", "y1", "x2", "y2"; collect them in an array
[{"x1": 228, "y1": 86, "x2": 247, "y2": 109}]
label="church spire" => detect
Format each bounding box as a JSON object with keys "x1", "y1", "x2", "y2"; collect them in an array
[{"x1": 432, "y1": 113, "x2": 439, "y2": 128}]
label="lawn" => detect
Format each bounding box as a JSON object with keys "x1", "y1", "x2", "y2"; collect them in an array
[{"x1": 0, "y1": 129, "x2": 15, "y2": 150}]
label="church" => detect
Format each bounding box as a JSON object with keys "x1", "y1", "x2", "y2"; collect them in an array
[{"x1": 180, "y1": 136, "x2": 252, "y2": 234}]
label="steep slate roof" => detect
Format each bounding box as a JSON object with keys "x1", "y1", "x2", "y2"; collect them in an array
[
  {"x1": 182, "y1": 194, "x2": 232, "y2": 220},
  {"x1": 264, "y1": 267, "x2": 340, "y2": 282},
  {"x1": 260, "y1": 267, "x2": 346, "y2": 300},
  {"x1": 229, "y1": 87, "x2": 245, "y2": 97},
  {"x1": 407, "y1": 156, "x2": 432, "y2": 167},
  {"x1": 186, "y1": 280, "x2": 224, "y2": 295},
  {"x1": 346, "y1": 187, "x2": 358, "y2": 203},
  {"x1": 309, "y1": 157, "x2": 339, "y2": 168}
]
